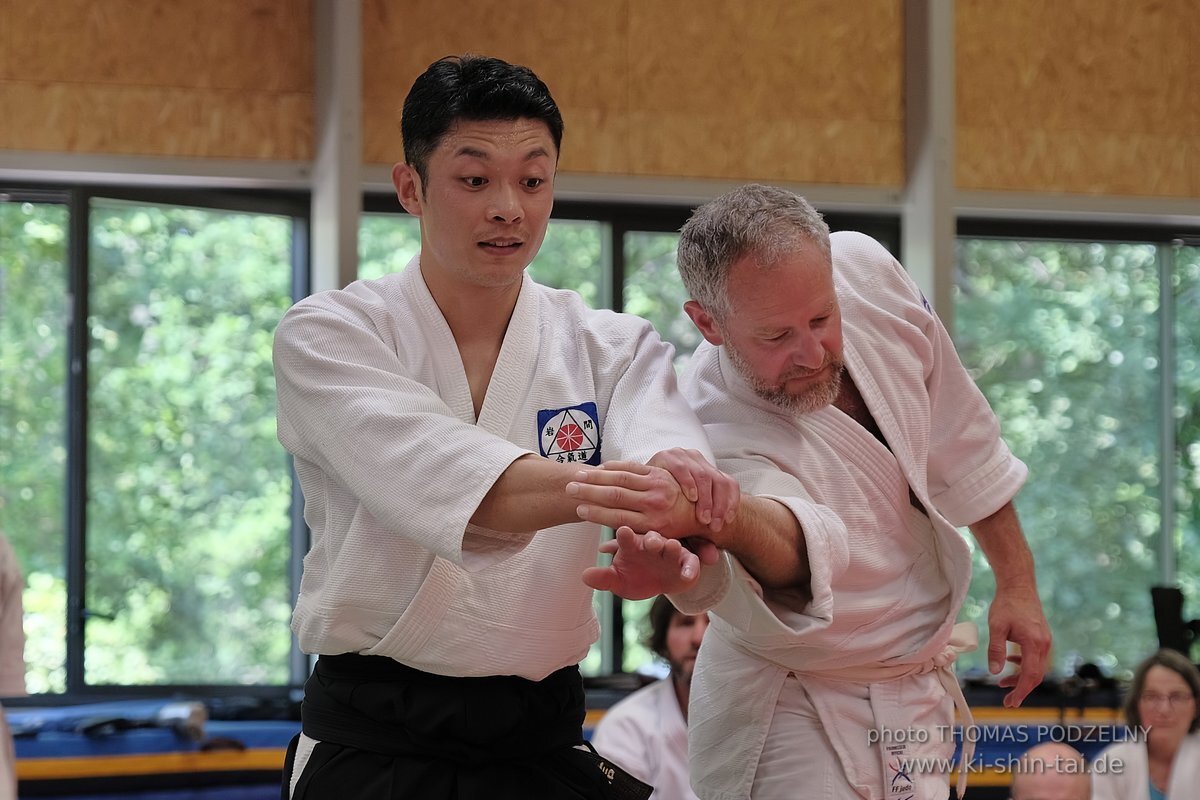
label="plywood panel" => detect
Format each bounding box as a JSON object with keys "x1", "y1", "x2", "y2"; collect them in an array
[
  {"x1": 0, "y1": 0, "x2": 312, "y2": 159},
  {"x1": 362, "y1": 0, "x2": 904, "y2": 187},
  {"x1": 625, "y1": 0, "x2": 902, "y2": 184},
  {"x1": 0, "y1": 1, "x2": 12, "y2": 80},
  {"x1": 957, "y1": 0, "x2": 1197, "y2": 196},
  {"x1": 362, "y1": 0, "x2": 630, "y2": 172},
  {"x1": 8, "y1": 0, "x2": 312, "y2": 92},
  {"x1": 1187, "y1": 8, "x2": 1200, "y2": 197},
  {"x1": 958, "y1": 128, "x2": 1191, "y2": 197},
  {"x1": 0, "y1": 81, "x2": 310, "y2": 159}
]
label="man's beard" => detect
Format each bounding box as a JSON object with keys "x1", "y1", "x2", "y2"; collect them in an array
[
  {"x1": 727, "y1": 346, "x2": 843, "y2": 415},
  {"x1": 670, "y1": 657, "x2": 696, "y2": 687}
]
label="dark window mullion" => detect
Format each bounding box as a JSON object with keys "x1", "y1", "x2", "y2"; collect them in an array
[
  {"x1": 289, "y1": 211, "x2": 312, "y2": 687},
  {"x1": 65, "y1": 187, "x2": 91, "y2": 693}
]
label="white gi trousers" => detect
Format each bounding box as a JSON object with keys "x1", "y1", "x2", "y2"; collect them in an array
[{"x1": 751, "y1": 674, "x2": 956, "y2": 800}]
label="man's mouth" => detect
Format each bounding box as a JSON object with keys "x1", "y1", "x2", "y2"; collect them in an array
[{"x1": 479, "y1": 238, "x2": 522, "y2": 251}]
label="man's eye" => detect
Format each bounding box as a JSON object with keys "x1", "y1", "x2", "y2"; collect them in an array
[
  {"x1": 464, "y1": 177, "x2": 486, "y2": 188},
  {"x1": 524, "y1": 178, "x2": 544, "y2": 189}
]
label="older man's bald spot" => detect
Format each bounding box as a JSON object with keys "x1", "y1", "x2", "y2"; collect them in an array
[{"x1": 1009, "y1": 742, "x2": 1091, "y2": 800}]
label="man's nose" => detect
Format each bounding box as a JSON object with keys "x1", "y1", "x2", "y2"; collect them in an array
[
  {"x1": 488, "y1": 184, "x2": 523, "y2": 223},
  {"x1": 789, "y1": 335, "x2": 826, "y2": 370}
]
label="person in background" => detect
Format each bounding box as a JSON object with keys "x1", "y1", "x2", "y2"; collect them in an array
[
  {"x1": 0, "y1": 533, "x2": 27, "y2": 800},
  {"x1": 1008, "y1": 742, "x2": 1090, "y2": 800},
  {"x1": 591, "y1": 596, "x2": 708, "y2": 800},
  {"x1": 1091, "y1": 648, "x2": 1200, "y2": 800}
]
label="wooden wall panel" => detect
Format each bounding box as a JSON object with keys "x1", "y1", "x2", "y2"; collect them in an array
[
  {"x1": 0, "y1": 81, "x2": 310, "y2": 159},
  {"x1": 624, "y1": 0, "x2": 902, "y2": 185},
  {"x1": 0, "y1": 1, "x2": 11, "y2": 81},
  {"x1": 361, "y1": 0, "x2": 904, "y2": 187},
  {"x1": 361, "y1": 0, "x2": 631, "y2": 175},
  {"x1": 0, "y1": 0, "x2": 313, "y2": 159},
  {"x1": 957, "y1": 0, "x2": 1198, "y2": 197},
  {"x1": 6, "y1": 0, "x2": 1192, "y2": 198}
]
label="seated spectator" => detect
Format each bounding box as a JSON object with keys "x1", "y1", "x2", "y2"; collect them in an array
[
  {"x1": 591, "y1": 596, "x2": 708, "y2": 800},
  {"x1": 1091, "y1": 649, "x2": 1200, "y2": 799},
  {"x1": 1008, "y1": 741, "x2": 1089, "y2": 800}
]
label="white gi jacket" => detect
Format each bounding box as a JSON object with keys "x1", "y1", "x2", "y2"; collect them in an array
[
  {"x1": 591, "y1": 679, "x2": 699, "y2": 800},
  {"x1": 274, "y1": 257, "x2": 713, "y2": 681},
  {"x1": 1091, "y1": 732, "x2": 1200, "y2": 800},
  {"x1": 676, "y1": 232, "x2": 1028, "y2": 799}
]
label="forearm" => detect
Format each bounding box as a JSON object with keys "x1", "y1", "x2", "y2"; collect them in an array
[
  {"x1": 968, "y1": 501, "x2": 1037, "y2": 589},
  {"x1": 714, "y1": 495, "x2": 809, "y2": 590},
  {"x1": 969, "y1": 500, "x2": 1051, "y2": 702},
  {"x1": 471, "y1": 455, "x2": 591, "y2": 532}
]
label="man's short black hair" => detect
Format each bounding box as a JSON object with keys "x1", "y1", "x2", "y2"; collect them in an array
[{"x1": 401, "y1": 54, "x2": 564, "y2": 185}]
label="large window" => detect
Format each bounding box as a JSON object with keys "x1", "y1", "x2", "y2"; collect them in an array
[
  {"x1": 1, "y1": 188, "x2": 305, "y2": 695},
  {"x1": 84, "y1": 199, "x2": 296, "y2": 686},
  {"x1": 8, "y1": 183, "x2": 1197, "y2": 699},
  {"x1": 954, "y1": 226, "x2": 1200, "y2": 677},
  {"x1": 1, "y1": 196, "x2": 70, "y2": 693},
  {"x1": 1176, "y1": 243, "x2": 1200, "y2": 611}
]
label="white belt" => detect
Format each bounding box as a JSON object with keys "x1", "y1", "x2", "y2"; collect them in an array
[
  {"x1": 791, "y1": 622, "x2": 980, "y2": 799},
  {"x1": 925, "y1": 624, "x2": 978, "y2": 800}
]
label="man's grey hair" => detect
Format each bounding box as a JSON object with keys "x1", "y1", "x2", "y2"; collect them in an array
[{"x1": 676, "y1": 184, "x2": 831, "y2": 321}]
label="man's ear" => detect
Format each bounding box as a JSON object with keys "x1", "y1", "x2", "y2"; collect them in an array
[
  {"x1": 684, "y1": 300, "x2": 725, "y2": 346},
  {"x1": 392, "y1": 163, "x2": 423, "y2": 217}
]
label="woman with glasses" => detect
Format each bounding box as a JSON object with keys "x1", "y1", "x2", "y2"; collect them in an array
[{"x1": 1092, "y1": 649, "x2": 1200, "y2": 799}]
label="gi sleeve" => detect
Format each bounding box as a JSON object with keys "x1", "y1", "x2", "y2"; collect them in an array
[
  {"x1": 585, "y1": 315, "x2": 734, "y2": 605},
  {"x1": 917, "y1": 297, "x2": 1027, "y2": 525},
  {"x1": 596, "y1": 318, "x2": 714, "y2": 466},
  {"x1": 848, "y1": 233, "x2": 1028, "y2": 526},
  {"x1": 698, "y1": 455, "x2": 850, "y2": 638}
]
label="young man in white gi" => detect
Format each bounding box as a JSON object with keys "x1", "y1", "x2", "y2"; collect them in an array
[
  {"x1": 669, "y1": 184, "x2": 1053, "y2": 799},
  {"x1": 591, "y1": 595, "x2": 708, "y2": 800},
  {"x1": 273, "y1": 58, "x2": 801, "y2": 800}
]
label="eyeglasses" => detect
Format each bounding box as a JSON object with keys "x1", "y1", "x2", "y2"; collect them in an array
[{"x1": 1139, "y1": 692, "x2": 1196, "y2": 708}]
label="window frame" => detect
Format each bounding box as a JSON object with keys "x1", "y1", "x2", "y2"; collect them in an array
[{"x1": 2, "y1": 183, "x2": 310, "y2": 704}]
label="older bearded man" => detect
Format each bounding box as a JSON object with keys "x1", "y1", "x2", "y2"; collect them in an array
[{"x1": 666, "y1": 184, "x2": 1052, "y2": 800}]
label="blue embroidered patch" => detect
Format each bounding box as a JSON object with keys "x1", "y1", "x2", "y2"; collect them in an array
[{"x1": 537, "y1": 402, "x2": 601, "y2": 465}]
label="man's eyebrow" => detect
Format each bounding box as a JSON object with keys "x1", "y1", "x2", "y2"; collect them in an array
[
  {"x1": 452, "y1": 146, "x2": 489, "y2": 160},
  {"x1": 450, "y1": 146, "x2": 552, "y2": 161}
]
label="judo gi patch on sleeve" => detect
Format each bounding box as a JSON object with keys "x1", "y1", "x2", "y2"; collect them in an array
[{"x1": 537, "y1": 402, "x2": 601, "y2": 465}]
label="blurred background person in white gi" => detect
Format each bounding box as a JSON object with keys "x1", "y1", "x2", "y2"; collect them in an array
[{"x1": 592, "y1": 596, "x2": 709, "y2": 800}]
